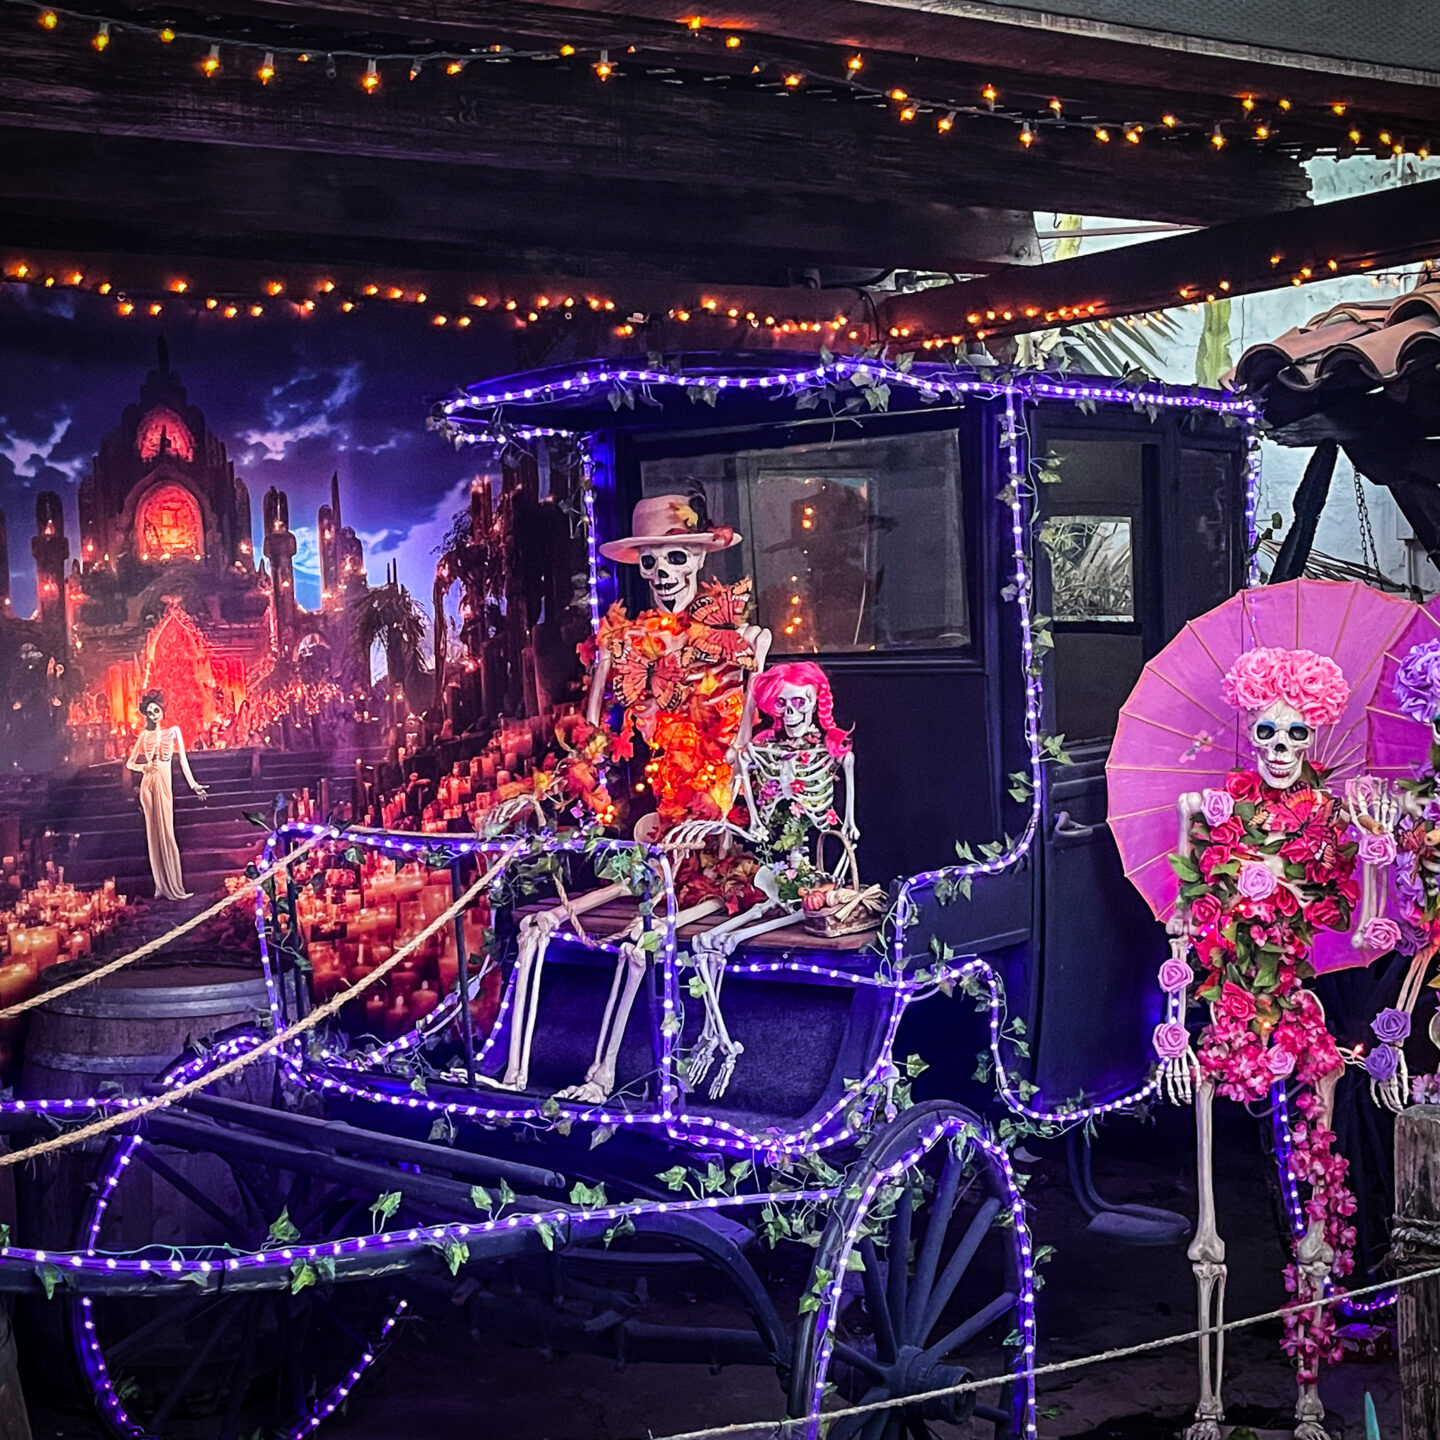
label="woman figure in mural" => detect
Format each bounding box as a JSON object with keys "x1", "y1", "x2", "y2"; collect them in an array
[
  {"x1": 124, "y1": 689, "x2": 208, "y2": 902},
  {"x1": 1160, "y1": 647, "x2": 1395, "y2": 1440},
  {"x1": 670, "y1": 660, "x2": 862, "y2": 1098}
]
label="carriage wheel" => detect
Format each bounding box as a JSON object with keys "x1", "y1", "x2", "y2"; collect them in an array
[
  {"x1": 70, "y1": 1052, "x2": 404, "y2": 1439},
  {"x1": 787, "y1": 1102, "x2": 1034, "y2": 1440}
]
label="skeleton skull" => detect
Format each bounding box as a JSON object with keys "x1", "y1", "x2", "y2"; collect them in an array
[
  {"x1": 775, "y1": 682, "x2": 818, "y2": 740},
  {"x1": 1248, "y1": 701, "x2": 1314, "y2": 790},
  {"x1": 637, "y1": 543, "x2": 706, "y2": 613}
]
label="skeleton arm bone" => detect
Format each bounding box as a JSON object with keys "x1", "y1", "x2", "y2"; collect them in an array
[
  {"x1": 584, "y1": 648, "x2": 613, "y2": 726},
  {"x1": 733, "y1": 626, "x2": 772, "y2": 751},
  {"x1": 124, "y1": 735, "x2": 147, "y2": 774},
  {"x1": 1168, "y1": 792, "x2": 1204, "y2": 935},
  {"x1": 840, "y1": 751, "x2": 858, "y2": 841},
  {"x1": 173, "y1": 729, "x2": 206, "y2": 796}
]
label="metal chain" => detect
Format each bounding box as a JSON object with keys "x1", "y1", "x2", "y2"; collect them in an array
[{"x1": 1354, "y1": 469, "x2": 1381, "y2": 577}]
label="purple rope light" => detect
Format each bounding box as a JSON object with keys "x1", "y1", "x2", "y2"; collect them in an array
[
  {"x1": 802, "y1": 1113, "x2": 1039, "y2": 1440},
  {"x1": 1271, "y1": 1084, "x2": 1396, "y2": 1315}
]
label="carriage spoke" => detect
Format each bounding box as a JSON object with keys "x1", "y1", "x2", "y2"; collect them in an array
[
  {"x1": 918, "y1": 1196, "x2": 1002, "y2": 1343},
  {"x1": 906, "y1": 1149, "x2": 962, "y2": 1344},
  {"x1": 103, "y1": 1293, "x2": 223, "y2": 1366},
  {"x1": 219, "y1": 1299, "x2": 263, "y2": 1440},
  {"x1": 857, "y1": 1238, "x2": 898, "y2": 1361},
  {"x1": 832, "y1": 1341, "x2": 890, "y2": 1384},
  {"x1": 827, "y1": 1385, "x2": 888, "y2": 1440},
  {"x1": 920, "y1": 1290, "x2": 1017, "y2": 1363},
  {"x1": 149, "y1": 1292, "x2": 249, "y2": 1430},
  {"x1": 886, "y1": 1185, "x2": 912, "y2": 1340},
  {"x1": 136, "y1": 1148, "x2": 252, "y2": 1245},
  {"x1": 312, "y1": 1290, "x2": 375, "y2": 1350}
]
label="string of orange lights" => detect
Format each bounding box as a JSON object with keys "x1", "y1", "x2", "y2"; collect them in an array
[
  {"x1": 12, "y1": 0, "x2": 1428, "y2": 161},
  {"x1": 0, "y1": 262, "x2": 872, "y2": 343}
]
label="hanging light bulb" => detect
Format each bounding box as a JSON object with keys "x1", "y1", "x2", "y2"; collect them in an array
[
  {"x1": 158, "y1": 26, "x2": 175, "y2": 42},
  {"x1": 38, "y1": 9, "x2": 57, "y2": 29},
  {"x1": 258, "y1": 52, "x2": 275, "y2": 84},
  {"x1": 936, "y1": 110, "x2": 956, "y2": 133},
  {"x1": 1210, "y1": 123, "x2": 1226, "y2": 148},
  {"x1": 594, "y1": 49, "x2": 612, "y2": 80},
  {"x1": 1161, "y1": 113, "x2": 1178, "y2": 127},
  {"x1": 1124, "y1": 123, "x2": 1143, "y2": 143},
  {"x1": 409, "y1": 58, "x2": 422, "y2": 80},
  {"x1": 1048, "y1": 97, "x2": 1062, "y2": 115},
  {"x1": 91, "y1": 21, "x2": 110, "y2": 51},
  {"x1": 1018, "y1": 122, "x2": 1034, "y2": 148},
  {"x1": 1093, "y1": 125, "x2": 1111, "y2": 143},
  {"x1": 981, "y1": 83, "x2": 997, "y2": 107},
  {"x1": 846, "y1": 54, "x2": 863, "y2": 72},
  {"x1": 201, "y1": 44, "x2": 221, "y2": 77},
  {"x1": 362, "y1": 59, "x2": 380, "y2": 93}
]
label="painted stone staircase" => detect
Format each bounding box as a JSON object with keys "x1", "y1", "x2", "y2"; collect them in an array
[{"x1": 38, "y1": 749, "x2": 380, "y2": 899}]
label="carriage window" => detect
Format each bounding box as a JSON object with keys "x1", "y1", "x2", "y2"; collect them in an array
[{"x1": 640, "y1": 430, "x2": 968, "y2": 655}]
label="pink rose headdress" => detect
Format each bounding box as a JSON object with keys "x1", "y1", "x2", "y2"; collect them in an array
[{"x1": 1221, "y1": 646, "x2": 1350, "y2": 726}]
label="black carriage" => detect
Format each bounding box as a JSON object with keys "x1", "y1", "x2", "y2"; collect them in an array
[{"x1": 0, "y1": 355, "x2": 1257, "y2": 1440}]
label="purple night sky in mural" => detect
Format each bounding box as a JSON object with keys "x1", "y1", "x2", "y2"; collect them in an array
[{"x1": 0, "y1": 286, "x2": 518, "y2": 619}]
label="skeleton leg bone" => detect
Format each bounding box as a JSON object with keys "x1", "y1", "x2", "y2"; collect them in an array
[
  {"x1": 1293, "y1": 1065, "x2": 1342, "y2": 1440},
  {"x1": 1186, "y1": 1079, "x2": 1227, "y2": 1440},
  {"x1": 486, "y1": 881, "x2": 632, "y2": 1092},
  {"x1": 688, "y1": 904, "x2": 802, "y2": 1097},
  {"x1": 556, "y1": 940, "x2": 649, "y2": 1103}
]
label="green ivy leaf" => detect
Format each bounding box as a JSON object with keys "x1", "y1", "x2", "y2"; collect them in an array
[
  {"x1": 470, "y1": 1186, "x2": 493, "y2": 1213},
  {"x1": 589, "y1": 1124, "x2": 617, "y2": 1150},
  {"x1": 442, "y1": 1239, "x2": 470, "y2": 1274},
  {"x1": 657, "y1": 1165, "x2": 688, "y2": 1191},
  {"x1": 499, "y1": 1179, "x2": 516, "y2": 1209},
  {"x1": 289, "y1": 1260, "x2": 317, "y2": 1294},
  {"x1": 602, "y1": 1215, "x2": 635, "y2": 1248},
  {"x1": 268, "y1": 1208, "x2": 300, "y2": 1244},
  {"x1": 535, "y1": 1221, "x2": 556, "y2": 1252},
  {"x1": 35, "y1": 1263, "x2": 61, "y2": 1300},
  {"x1": 369, "y1": 1192, "x2": 402, "y2": 1229}
]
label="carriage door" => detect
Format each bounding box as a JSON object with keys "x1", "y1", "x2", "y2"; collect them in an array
[{"x1": 1029, "y1": 418, "x2": 1244, "y2": 1107}]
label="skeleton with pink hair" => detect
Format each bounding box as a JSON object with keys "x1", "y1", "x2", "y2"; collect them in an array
[
  {"x1": 666, "y1": 660, "x2": 864, "y2": 1097},
  {"x1": 1164, "y1": 645, "x2": 1397, "y2": 1440}
]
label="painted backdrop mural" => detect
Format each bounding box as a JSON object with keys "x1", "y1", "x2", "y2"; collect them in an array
[{"x1": 0, "y1": 286, "x2": 526, "y2": 770}]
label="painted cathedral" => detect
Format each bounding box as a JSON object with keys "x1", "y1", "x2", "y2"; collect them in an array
[{"x1": 0, "y1": 342, "x2": 372, "y2": 769}]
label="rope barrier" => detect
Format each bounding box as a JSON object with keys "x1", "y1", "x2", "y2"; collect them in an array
[
  {"x1": 645, "y1": 1264, "x2": 1440, "y2": 1440},
  {"x1": 0, "y1": 846, "x2": 518, "y2": 1170},
  {"x1": 0, "y1": 831, "x2": 328, "y2": 1021}
]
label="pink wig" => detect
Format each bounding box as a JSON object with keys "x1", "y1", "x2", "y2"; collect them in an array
[
  {"x1": 1221, "y1": 646, "x2": 1349, "y2": 727},
  {"x1": 751, "y1": 661, "x2": 851, "y2": 758}
]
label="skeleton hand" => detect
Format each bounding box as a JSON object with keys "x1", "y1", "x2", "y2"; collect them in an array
[
  {"x1": 519, "y1": 907, "x2": 567, "y2": 941},
  {"x1": 480, "y1": 795, "x2": 544, "y2": 837},
  {"x1": 663, "y1": 819, "x2": 753, "y2": 853},
  {"x1": 191, "y1": 784, "x2": 208, "y2": 802},
  {"x1": 1345, "y1": 776, "x2": 1398, "y2": 835}
]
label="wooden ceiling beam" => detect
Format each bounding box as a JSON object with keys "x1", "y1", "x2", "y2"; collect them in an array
[
  {"x1": 877, "y1": 177, "x2": 1440, "y2": 344},
  {"x1": 0, "y1": 10, "x2": 1310, "y2": 227},
  {"x1": 0, "y1": 128, "x2": 1037, "y2": 284},
  {"x1": 203, "y1": 0, "x2": 1440, "y2": 126}
]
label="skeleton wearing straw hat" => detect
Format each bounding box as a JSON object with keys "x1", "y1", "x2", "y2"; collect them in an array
[{"x1": 493, "y1": 491, "x2": 772, "y2": 1102}]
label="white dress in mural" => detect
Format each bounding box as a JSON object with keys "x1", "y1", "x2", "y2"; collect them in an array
[{"x1": 126, "y1": 723, "x2": 204, "y2": 900}]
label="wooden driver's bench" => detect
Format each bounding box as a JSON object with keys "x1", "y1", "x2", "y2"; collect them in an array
[{"x1": 513, "y1": 895, "x2": 879, "y2": 953}]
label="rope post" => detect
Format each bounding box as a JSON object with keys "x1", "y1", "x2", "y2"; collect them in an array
[{"x1": 1395, "y1": 1104, "x2": 1440, "y2": 1440}]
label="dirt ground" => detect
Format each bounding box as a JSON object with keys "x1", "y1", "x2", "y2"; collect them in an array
[{"x1": 24, "y1": 1102, "x2": 1403, "y2": 1440}]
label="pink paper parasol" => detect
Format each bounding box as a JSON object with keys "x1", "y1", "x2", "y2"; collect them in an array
[
  {"x1": 1106, "y1": 579, "x2": 1415, "y2": 971},
  {"x1": 1367, "y1": 598, "x2": 1440, "y2": 786}
]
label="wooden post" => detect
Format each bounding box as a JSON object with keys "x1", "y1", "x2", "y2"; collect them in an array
[{"x1": 1395, "y1": 1104, "x2": 1440, "y2": 1440}]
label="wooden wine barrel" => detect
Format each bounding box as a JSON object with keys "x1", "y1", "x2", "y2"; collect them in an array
[
  {"x1": 14, "y1": 961, "x2": 270, "y2": 1397},
  {"x1": 0, "y1": 1308, "x2": 31, "y2": 1440}
]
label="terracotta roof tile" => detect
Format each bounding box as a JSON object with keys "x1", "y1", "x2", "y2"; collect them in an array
[{"x1": 1230, "y1": 280, "x2": 1440, "y2": 396}]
